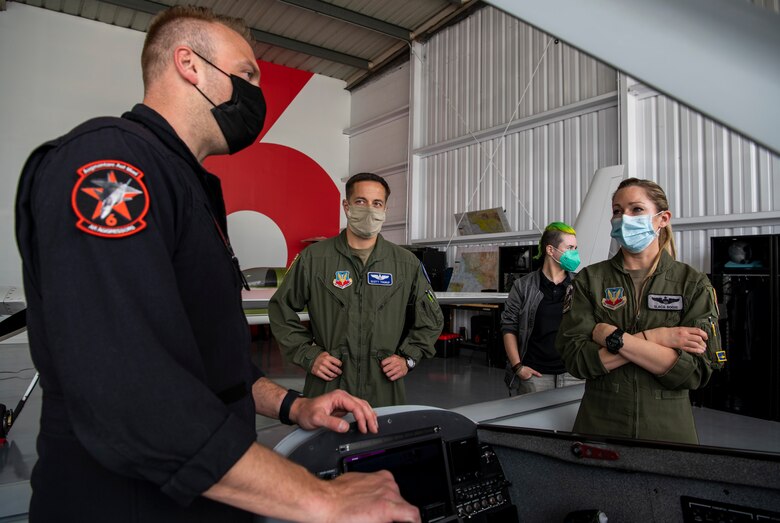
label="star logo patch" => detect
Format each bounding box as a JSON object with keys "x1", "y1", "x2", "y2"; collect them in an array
[{"x1": 71, "y1": 160, "x2": 149, "y2": 238}]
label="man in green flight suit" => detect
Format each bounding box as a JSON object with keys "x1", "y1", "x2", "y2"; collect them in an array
[{"x1": 269, "y1": 173, "x2": 444, "y2": 407}]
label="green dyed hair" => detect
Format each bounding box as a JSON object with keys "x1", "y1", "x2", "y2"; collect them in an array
[{"x1": 533, "y1": 221, "x2": 576, "y2": 260}]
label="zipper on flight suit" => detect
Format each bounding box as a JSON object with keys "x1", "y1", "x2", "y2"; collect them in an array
[
  {"x1": 349, "y1": 254, "x2": 366, "y2": 399},
  {"x1": 629, "y1": 272, "x2": 653, "y2": 438}
]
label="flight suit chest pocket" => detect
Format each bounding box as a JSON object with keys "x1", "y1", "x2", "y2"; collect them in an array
[
  {"x1": 316, "y1": 275, "x2": 349, "y2": 309},
  {"x1": 655, "y1": 389, "x2": 687, "y2": 400},
  {"x1": 375, "y1": 278, "x2": 404, "y2": 311}
]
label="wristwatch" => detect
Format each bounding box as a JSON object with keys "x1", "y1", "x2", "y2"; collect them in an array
[
  {"x1": 403, "y1": 355, "x2": 417, "y2": 371},
  {"x1": 605, "y1": 328, "x2": 625, "y2": 354}
]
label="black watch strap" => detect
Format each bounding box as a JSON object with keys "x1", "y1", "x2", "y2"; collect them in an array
[
  {"x1": 606, "y1": 328, "x2": 625, "y2": 354},
  {"x1": 279, "y1": 389, "x2": 303, "y2": 426}
]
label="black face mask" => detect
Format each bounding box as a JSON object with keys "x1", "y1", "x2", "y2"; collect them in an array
[{"x1": 192, "y1": 50, "x2": 267, "y2": 154}]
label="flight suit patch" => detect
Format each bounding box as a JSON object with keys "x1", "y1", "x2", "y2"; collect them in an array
[
  {"x1": 602, "y1": 287, "x2": 626, "y2": 310},
  {"x1": 367, "y1": 272, "x2": 393, "y2": 286},
  {"x1": 710, "y1": 287, "x2": 720, "y2": 317},
  {"x1": 562, "y1": 284, "x2": 574, "y2": 314},
  {"x1": 333, "y1": 271, "x2": 353, "y2": 289},
  {"x1": 647, "y1": 294, "x2": 683, "y2": 310},
  {"x1": 71, "y1": 159, "x2": 149, "y2": 238},
  {"x1": 419, "y1": 262, "x2": 431, "y2": 285}
]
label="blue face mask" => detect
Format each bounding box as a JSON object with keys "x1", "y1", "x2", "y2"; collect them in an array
[
  {"x1": 610, "y1": 211, "x2": 663, "y2": 253},
  {"x1": 553, "y1": 247, "x2": 580, "y2": 272}
]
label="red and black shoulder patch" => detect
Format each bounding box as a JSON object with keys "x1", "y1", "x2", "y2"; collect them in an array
[{"x1": 71, "y1": 160, "x2": 149, "y2": 238}]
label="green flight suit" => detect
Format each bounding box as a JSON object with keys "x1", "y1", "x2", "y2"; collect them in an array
[
  {"x1": 556, "y1": 250, "x2": 725, "y2": 444},
  {"x1": 269, "y1": 231, "x2": 444, "y2": 407}
]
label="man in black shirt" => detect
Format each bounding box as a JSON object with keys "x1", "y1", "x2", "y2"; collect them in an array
[{"x1": 15, "y1": 6, "x2": 419, "y2": 522}]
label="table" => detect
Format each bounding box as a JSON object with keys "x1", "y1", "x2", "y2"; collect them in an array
[
  {"x1": 241, "y1": 289, "x2": 509, "y2": 309},
  {"x1": 438, "y1": 300, "x2": 507, "y2": 368},
  {"x1": 241, "y1": 290, "x2": 509, "y2": 365}
]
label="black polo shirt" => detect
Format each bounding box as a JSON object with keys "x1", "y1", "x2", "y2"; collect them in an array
[{"x1": 524, "y1": 272, "x2": 571, "y2": 374}]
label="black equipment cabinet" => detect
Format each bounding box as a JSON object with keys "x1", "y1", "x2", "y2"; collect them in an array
[
  {"x1": 401, "y1": 246, "x2": 449, "y2": 292},
  {"x1": 498, "y1": 245, "x2": 541, "y2": 292},
  {"x1": 698, "y1": 234, "x2": 780, "y2": 422}
]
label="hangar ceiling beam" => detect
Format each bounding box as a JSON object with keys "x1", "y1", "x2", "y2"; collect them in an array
[{"x1": 99, "y1": 0, "x2": 371, "y2": 70}]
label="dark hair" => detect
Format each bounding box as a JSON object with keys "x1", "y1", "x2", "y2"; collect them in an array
[
  {"x1": 141, "y1": 6, "x2": 252, "y2": 92},
  {"x1": 534, "y1": 221, "x2": 576, "y2": 260},
  {"x1": 345, "y1": 173, "x2": 391, "y2": 201}
]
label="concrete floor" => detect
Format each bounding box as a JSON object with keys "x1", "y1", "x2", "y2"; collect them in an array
[{"x1": 249, "y1": 331, "x2": 510, "y2": 431}]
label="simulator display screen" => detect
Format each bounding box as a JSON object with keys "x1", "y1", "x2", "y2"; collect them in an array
[{"x1": 342, "y1": 437, "x2": 452, "y2": 522}]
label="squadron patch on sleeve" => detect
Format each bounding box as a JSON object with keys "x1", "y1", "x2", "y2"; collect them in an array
[
  {"x1": 562, "y1": 284, "x2": 574, "y2": 314},
  {"x1": 710, "y1": 287, "x2": 720, "y2": 317},
  {"x1": 71, "y1": 160, "x2": 149, "y2": 238}
]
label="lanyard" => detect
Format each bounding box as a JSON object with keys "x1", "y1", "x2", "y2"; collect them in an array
[{"x1": 209, "y1": 211, "x2": 250, "y2": 291}]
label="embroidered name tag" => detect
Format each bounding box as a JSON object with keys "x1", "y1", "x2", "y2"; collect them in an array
[
  {"x1": 367, "y1": 272, "x2": 393, "y2": 286},
  {"x1": 647, "y1": 294, "x2": 683, "y2": 310}
]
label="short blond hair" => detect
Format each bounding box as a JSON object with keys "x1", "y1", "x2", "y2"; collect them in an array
[{"x1": 141, "y1": 5, "x2": 252, "y2": 91}]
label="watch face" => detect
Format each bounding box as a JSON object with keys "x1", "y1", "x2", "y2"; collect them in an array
[
  {"x1": 406, "y1": 357, "x2": 416, "y2": 369},
  {"x1": 607, "y1": 329, "x2": 624, "y2": 353}
]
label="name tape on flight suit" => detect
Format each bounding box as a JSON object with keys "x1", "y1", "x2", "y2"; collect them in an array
[
  {"x1": 367, "y1": 272, "x2": 393, "y2": 286},
  {"x1": 647, "y1": 294, "x2": 684, "y2": 310}
]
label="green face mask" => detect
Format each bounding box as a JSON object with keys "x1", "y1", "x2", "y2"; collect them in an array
[
  {"x1": 346, "y1": 205, "x2": 386, "y2": 239},
  {"x1": 553, "y1": 246, "x2": 580, "y2": 272}
]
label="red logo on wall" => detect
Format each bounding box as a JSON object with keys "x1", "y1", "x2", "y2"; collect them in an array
[{"x1": 205, "y1": 61, "x2": 341, "y2": 265}]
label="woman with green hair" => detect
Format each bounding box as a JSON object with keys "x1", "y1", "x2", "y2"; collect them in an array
[{"x1": 501, "y1": 221, "x2": 583, "y2": 395}]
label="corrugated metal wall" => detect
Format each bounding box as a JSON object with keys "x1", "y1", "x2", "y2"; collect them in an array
[
  {"x1": 632, "y1": 93, "x2": 780, "y2": 272},
  {"x1": 418, "y1": 109, "x2": 618, "y2": 239},
  {"x1": 420, "y1": 7, "x2": 616, "y2": 146},
  {"x1": 411, "y1": 6, "x2": 618, "y2": 245},
  {"x1": 409, "y1": 3, "x2": 779, "y2": 274}
]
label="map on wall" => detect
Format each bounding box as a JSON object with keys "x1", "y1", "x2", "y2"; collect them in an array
[
  {"x1": 447, "y1": 246, "x2": 499, "y2": 292},
  {"x1": 454, "y1": 207, "x2": 511, "y2": 235}
]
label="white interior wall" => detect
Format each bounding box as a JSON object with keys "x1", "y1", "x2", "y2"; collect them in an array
[
  {"x1": 0, "y1": 3, "x2": 145, "y2": 287},
  {"x1": 0, "y1": 4, "x2": 352, "y2": 285},
  {"x1": 347, "y1": 62, "x2": 411, "y2": 245}
]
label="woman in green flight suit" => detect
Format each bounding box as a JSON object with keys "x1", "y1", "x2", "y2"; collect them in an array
[{"x1": 556, "y1": 178, "x2": 725, "y2": 444}]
